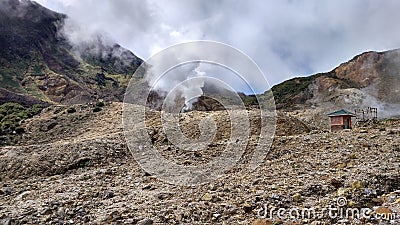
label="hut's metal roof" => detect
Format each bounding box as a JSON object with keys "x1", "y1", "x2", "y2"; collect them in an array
[{"x1": 327, "y1": 109, "x2": 356, "y2": 117}]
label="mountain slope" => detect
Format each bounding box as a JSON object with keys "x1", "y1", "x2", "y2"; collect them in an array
[
  {"x1": 0, "y1": 0, "x2": 143, "y2": 105},
  {"x1": 2, "y1": 0, "x2": 400, "y2": 118},
  {"x1": 270, "y1": 49, "x2": 400, "y2": 117}
]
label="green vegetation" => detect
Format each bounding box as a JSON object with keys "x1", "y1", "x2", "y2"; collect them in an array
[
  {"x1": 82, "y1": 52, "x2": 140, "y2": 76},
  {"x1": 0, "y1": 50, "x2": 45, "y2": 94},
  {"x1": 93, "y1": 107, "x2": 102, "y2": 113},
  {"x1": 236, "y1": 72, "x2": 338, "y2": 109},
  {"x1": 95, "y1": 101, "x2": 105, "y2": 107},
  {"x1": 0, "y1": 102, "x2": 44, "y2": 136},
  {"x1": 270, "y1": 72, "x2": 335, "y2": 107},
  {"x1": 67, "y1": 107, "x2": 77, "y2": 114},
  {"x1": 0, "y1": 73, "x2": 24, "y2": 93},
  {"x1": 271, "y1": 76, "x2": 313, "y2": 105},
  {"x1": 241, "y1": 95, "x2": 258, "y2": 107},
  {"x1": 93, "y1": 101, "x2": 105, "y2": 112}
]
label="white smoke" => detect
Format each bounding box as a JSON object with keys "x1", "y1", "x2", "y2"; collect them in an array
[
  {"x1": 56, "y1": 19, "x2": 139, "y2": 69},
  {"x1": 57, "y1": 19, "x2": 110, "y2": 56},
  {"x1": 0, "y1": 0, "x2": 32, "y2": 18},
  {"x1": 360, "y1": 51, "x2": 400, "y2": 119},
  {"x1": 35, "y1": 0, "x2": 400, "y2": 87},
  {"x1": 178, "y1": 69, "x2": 205, "y2": 111},
  {"x1": 148, "y1": 62, "x2": 206, "y2": 111},
  {"x1": 360, "y1": 86, "x2": 400, "y2": 119}
]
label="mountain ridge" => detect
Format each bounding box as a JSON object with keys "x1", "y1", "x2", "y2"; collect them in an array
[
  {"x1": 269, "y1": 48, "x2": 400, "y2": 117},
  {"x1": 0, "y1": 0, "x2": 143, "y2": 105},
  {"x1": 1, "y1": 0, "x2": 399, "y2": 119}
]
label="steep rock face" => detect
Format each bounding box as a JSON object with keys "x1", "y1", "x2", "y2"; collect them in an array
[
  {"x1": 334, "y1": 51, "x2": 383, "y2": 88},
  {"x1": 0, "y1": 0, "x2": 143, "y2": 105},
  {"x1": 271, "y1": 49, "x2": 400, "y2": 118}
]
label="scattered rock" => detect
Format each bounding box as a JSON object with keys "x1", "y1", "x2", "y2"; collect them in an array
[
  {"x1": 102, "y1": 191, "x2": 114, "y2": 199},
  {"x1": 251, "y1": 219, "x2": 272, "y2": 225},
  {"x1": 330, "y1": 178, "x2": 343, "y2": 189},
  {"x1": 138, "y1": 218, "x2": 153, "y2": 225},
  {"x1": 201, "y1": 193, "x2": 213, "y2": 201},
  {"x1": 4, "y1": 188, "x2": 14, "y2": 195},
  {"x1": 337, "y1": 188, "x2": 349, "y2": 196},
  {"x1": 348, "y1": 153, "x2": 357, "y2": 159},
  {"x1": 15, "y1": 191, "x2": 31, "y2": 200},
  {"x1": 105, "y1": 211, "x2": 121, "y2": 222},
  {"x1": 0, "y1": 102, "x2": 399, "y2": 224},
  {"x1": 375, "y1": 206, "x2": 392, "y2": 218},
  {"x1": 351, "y1": 180, "x2": 366, "y2": 189},
  {"x1": 292, "y1": 193, "x2": 302, "y2": 202},
  {"x1": 57, "y1": 207, "x2": 66, "y2": 219},
  {"x1": 310, "y1": 221, "x2": 322, "y2": 225},
  {"x1": 243, "y1": 202, "x2": 253, "y2": 213}
]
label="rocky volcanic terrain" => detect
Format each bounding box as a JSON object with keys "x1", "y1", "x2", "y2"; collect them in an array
[
  {"x1": 0, "y1": 102, "x2": 399, "y2": 225},
  {"x1": 1, "y1": 1, "x2": 400, "y2": 225}
]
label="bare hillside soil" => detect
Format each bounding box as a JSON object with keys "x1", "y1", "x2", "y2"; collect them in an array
[{"x1": 0, "y1": 102, "x2": 399, "y2": 224}]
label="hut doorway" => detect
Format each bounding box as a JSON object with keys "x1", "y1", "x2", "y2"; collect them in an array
[{"x1": 344, "y1": 118, "x2": 350, "y2": 129}]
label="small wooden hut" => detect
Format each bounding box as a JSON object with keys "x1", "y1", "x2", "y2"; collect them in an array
[{"x1": 327, "y1": 109, "x2": 356, "y2": 131}]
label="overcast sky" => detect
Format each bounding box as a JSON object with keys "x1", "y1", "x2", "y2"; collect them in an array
[{"x1": 35, "y1": 0, "x2": 400, "y2": 87}]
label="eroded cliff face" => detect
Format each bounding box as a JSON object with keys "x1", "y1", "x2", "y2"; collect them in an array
[
  {"x1": 334, "y1": 51, "x2": 383, "y2": 88},
  {"x1": 271, "y1": 49, "x2": 400, "y2": 118}
]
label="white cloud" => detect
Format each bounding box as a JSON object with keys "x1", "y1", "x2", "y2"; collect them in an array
[{"x1": 34, "y1": 0, "x2": 400, "y2": 89}]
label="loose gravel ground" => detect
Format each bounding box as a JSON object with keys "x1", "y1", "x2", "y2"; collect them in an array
[{"x1": 1, "y1": 103, "x2": 399, "y2": 224}]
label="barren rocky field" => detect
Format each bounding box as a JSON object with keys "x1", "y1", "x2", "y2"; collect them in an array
[{"x1": 0, "y1": 102, "x2": 399, "y2": 224}]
